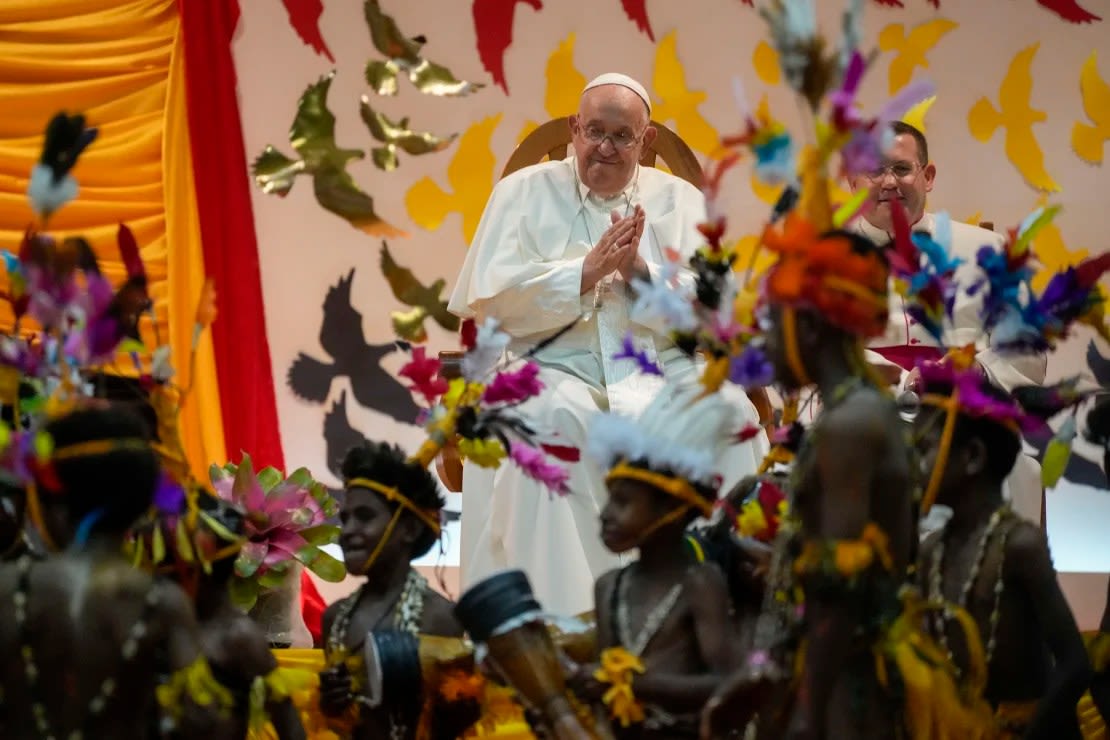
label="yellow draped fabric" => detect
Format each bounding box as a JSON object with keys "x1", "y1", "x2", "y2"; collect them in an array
[
  {"x1": 265, "y1": 649, "x2": 536, "y2": 739},
  {"x1": 0, "y1": 0, "x2": 225, "y2": 480}
]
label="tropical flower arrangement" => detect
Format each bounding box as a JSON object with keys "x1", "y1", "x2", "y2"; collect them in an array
[
  {"x1": 210, "y1": 455, "x2": 344, "y2": 610},
  {"x1": 398, "y1": 317, "x2": 578, "y2": 495}
]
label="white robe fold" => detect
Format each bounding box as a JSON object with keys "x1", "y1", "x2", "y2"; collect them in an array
[{"x1": 449, "y1": 158, "x2": 767, "y2": 614}]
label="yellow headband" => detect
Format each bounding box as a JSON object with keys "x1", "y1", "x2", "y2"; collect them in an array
[
  {"x1": 605, "y1": 462, "x2": 715, "y2": 519},
  {"x1": 781, "y1": 307, "x2": 813, "y2": 387},
  {"x1": 51, "y1": 437, "x2": 151, "y2": 462},
  {"x1": 345, "y1": 477, "x2": 442, "y2": 536}
]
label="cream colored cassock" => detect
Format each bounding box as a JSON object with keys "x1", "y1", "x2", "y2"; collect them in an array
[
  {"x1": 854, "y1": 214, "x2": 1048, "y2": 525},
  {"x1": 448, "y1": 157, "x2": 768, "y2": 615}
]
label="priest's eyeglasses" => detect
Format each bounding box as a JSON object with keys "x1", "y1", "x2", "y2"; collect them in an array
[
  {"x1": 581, "y1": 125, "x2": 642, "y2": 150},
  {"x1": 866, "y1": 161, "x2": 921, "y2": 181}
]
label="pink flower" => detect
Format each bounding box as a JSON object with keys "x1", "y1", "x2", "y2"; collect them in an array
[
  {"x1": 483, "y1": 362, "x2": 544, "y2": 404},
  {"x1": 509, "y1": 441, "x2": 570, "y2": 496}
]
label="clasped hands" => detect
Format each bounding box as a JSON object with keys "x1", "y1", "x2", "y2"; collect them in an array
[{"x1": 580, "y1": 206, "x2": 648, "y2": 295}]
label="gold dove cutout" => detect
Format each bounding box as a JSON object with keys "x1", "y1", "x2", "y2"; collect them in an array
[
  {"x1": 902, "y1": 95, "x2": 936, "y2": 133},
  {"x1": 363, "y1": 0, "x2": 484, "y2": 96},
  {"x1": 359, "y1": 96, "x2": 457, "y2": 171},
  {"x1": 252, "y1": 72, "x2": 405, "y2": 237},
  {"x1": 1027, "y1": 196, "x2": 1090, "y2": 292},
  {"x1": 753, "y1": 41, "x2": 781, "y2": 86},
  {"x1": 878, "y1": 19, "x2": 958, "y2": 95},
  {"x1": 652, "y1": 31, "x2": 721, "y2": 157},
  {"x1": 379, "y1": 241, "x2": 460, "y2": 342},
  {"x1": 1072, "y1": 51, "x2": 1110, "y2": 165},
  {"x1": 517, "y1": 33, "x2": 587, "y2": 145},
  {"x1": 405, "y1": 114, "x2": 502, "y2": 245},
  {"x1": 968, "y1": 44, "x2": 1060, "y2": 193}
]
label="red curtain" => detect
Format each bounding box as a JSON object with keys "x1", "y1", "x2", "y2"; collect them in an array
[{"x1": 178, "y1": 0, "x2": 285, "y2": 471}]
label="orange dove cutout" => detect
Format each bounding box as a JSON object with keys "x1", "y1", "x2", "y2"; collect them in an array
[
  {"x1": 651, "y1": 31, "x2": 721, "y2": 157},
  {"x1": 967, "y1": 44, "x2": 1060, "y2": 193},
  {"x1": 1028, "y1": 195, "x2": 1090, "y2": 292},
  {"x1": 753, "y1": 41, "x2": 781, "y2": 86},
  {"x1": 516, "y1": 33, "x2": 587, "y2": 145},
  {"x1": 405, "y1": 114, "x2": 502, "y2": 245},
  {"x1": 878, "y1": 19, "x2": 958, "y2": 95},
  {"x1": 1072, "y1": 51, "x2": 1110, "y2": 165}
]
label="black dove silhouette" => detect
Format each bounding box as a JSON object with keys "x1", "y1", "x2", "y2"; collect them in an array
[
  {"x1": 287, "y1": 268, "x2": 420, "y2": 425},
  {"x1": 322, "y1": 390, "x2": 460, "y2": 523}
]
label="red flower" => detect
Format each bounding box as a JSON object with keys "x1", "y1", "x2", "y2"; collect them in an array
[{"x1": 399, "y1": 346, "x2": 448, "y2": 405}]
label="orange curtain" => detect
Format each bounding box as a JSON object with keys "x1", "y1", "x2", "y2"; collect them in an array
[{"x1": 0, "y1": 0, "x2": 225, "y2": 480}]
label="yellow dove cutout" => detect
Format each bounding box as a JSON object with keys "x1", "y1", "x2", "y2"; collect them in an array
[
  {"x1": 963, "y1": 211, "x2": 983, "y2": 227},
  {"x1": 753, "y1": 41, "x2": 781, "y2": 86},
  {"x1": 652, "y1": 31, "x2": 721, "y2": 157},
  {"x1": 405, "y1": 114, "x2": 502, "y2": 245},
  {"x1": 516, "y1": 33, "x2": 587, "y2": 145},
  {"x1": 1072, "y1": 51, "x2": 1110, "y2": 165},
  {"x1": 1028, "y1": 196, "x2": 1090, "y2": 292},
  {"x1": 902, "y1": 95, "x2": 936, "y2": 134},
  {"x1": 878, "y1": 19, "x2": 958, "y2": 95},
  {"x1": 967, "y1": 44, "x2": 1060, "y2": 193}
]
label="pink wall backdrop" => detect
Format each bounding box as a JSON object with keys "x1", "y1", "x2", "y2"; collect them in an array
[{"x1": 231, "y1": 0, "x2": 1110, "y2": 619}]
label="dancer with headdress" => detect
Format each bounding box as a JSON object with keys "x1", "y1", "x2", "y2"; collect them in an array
[
  {"x1": 563, "y1": 381, "x2": 742, "y2": 738},
  {"x1": 319, "y1": 441, "x2": 465, "y2": 739}
]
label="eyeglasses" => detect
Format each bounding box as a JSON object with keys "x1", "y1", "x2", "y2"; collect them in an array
[
  {"x1": 865, "y1": 161, "x2": 922, "y2": 181},
  {"x1": 580, "y1": 125, "x2": 643, "y2": 150}
]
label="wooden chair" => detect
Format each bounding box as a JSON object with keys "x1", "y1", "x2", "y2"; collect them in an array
[{"x1": 434, "y1": 118, "x2": 772, "y2": 491}]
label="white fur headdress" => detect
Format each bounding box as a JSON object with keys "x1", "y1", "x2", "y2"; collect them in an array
[{"x1": 586, "y1": 381, "x2": 738, "y2": 488}]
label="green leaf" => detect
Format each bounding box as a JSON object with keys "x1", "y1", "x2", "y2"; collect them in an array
[
  {"x1": 235, "y1": 546, "x2": 264, "y2": 579},
  {"x1": 299, "y1": 524, "x2": 341, "y2": 547},
  {"x1": 257, "y1": 568, "x2": 289, "y2": 589},
  {"x1": 257, "y1": 467, "x2": 283, "y2": 493},
  {"x1": 233, "y1": 455, "x2": 256, "y2": 499},
  {"x1": 303, "y1": 548, "x2": 346, "y2": 582},
  {"x1": 229, "y1": 576, "x2": 259, "y2": 611},
  {"x1": 286, "y1": 468, "x2": 314, "y2": 488},
  {"x1": 209, "y1": 463, "x2": 230, "y2": 484},
  {"x1": 1041, "y1": 437, "x2": 1072, "y2": 489}
]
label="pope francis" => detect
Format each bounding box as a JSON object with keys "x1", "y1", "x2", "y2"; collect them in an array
[{"x1": 448, "y1": 73, "x2": 766, "y2": 615}]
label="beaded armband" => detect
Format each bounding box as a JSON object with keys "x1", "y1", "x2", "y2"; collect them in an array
[
  {"x1": 792, "y1": 523, "x2": 894, "y2": 595},
  {"x1": 593, "y1": 647, "x2": 646, "y2": 728},
  {"x1": 156, "y1": 655, "x2": 235, "y2": 725}
]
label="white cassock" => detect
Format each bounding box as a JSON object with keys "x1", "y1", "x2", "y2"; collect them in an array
[
  {"x1": 448, "y1": 157, "x2": 768, "y2": 615},
  {"x1": 854, "y1": 215, "x2": 1048, "y2": 527}
]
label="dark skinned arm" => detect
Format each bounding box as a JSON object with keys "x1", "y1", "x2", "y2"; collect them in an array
[
  {"x1": 158, "y1": 582, "x2": 226, "y2": 736},
  {"x1": 629, "y1": 563, "x2": 737, "y2": 713},
  {"x1": 318, "y1": 600, "x2": 354, "y2": 716},
  {"x1": 1006, "y1": 524, "x2": 1090, "y2": 740},
  {"x1": 226, "y1": 618, "x2": 307, "y2": 740},
  {"x1": 794, "y1": 400, "x2": 905, "y2": 740},
  {"x1": 566, "y1": 570, "x2": 615, "y2": 701}
]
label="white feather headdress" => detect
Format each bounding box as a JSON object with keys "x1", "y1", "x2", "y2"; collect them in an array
[{"x1": 586, "y1": 381, "x2": 739, "y2": 488}]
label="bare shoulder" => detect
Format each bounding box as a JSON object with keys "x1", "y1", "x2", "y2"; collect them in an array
[
  {"x1": 821, "y1": 387, "x2": 900, "y2": 445},
  {"x1": 421, "y1": 589, "x2": 463, "y2": 637},
  {"x1": 151, "y1": 579, "x2": 200, "y2": 627},
  {"x1": 683, "y1": 560, "x2": 728, "y2": 595},
  {"x1": 1003, "y1": 519, "x2": 1053, "y2": 573}
]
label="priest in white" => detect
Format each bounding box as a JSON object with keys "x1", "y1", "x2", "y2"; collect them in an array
[
  {"x1": 448, "y1": 73, "x2": 767, "y2": 615},
  {"x1": 848, "y1": 120, "x2": 1047, "y2": 526}
]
